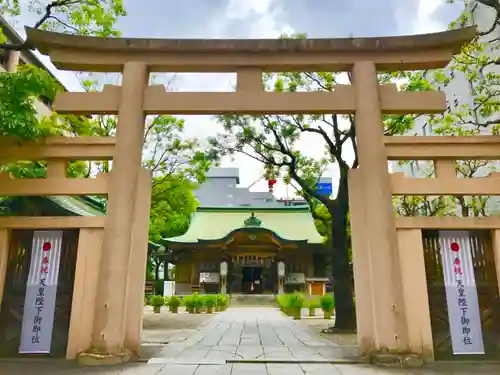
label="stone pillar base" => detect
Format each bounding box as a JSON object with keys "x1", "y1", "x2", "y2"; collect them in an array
[
  {"x1": 368, "y1": 351, "x2": 425, "y2": 368},
  {"x1": 76, "y1": 349, "x2": 133, "y2": 366}
]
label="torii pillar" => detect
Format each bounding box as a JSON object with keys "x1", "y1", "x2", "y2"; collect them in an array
[{"x1": 78, "y1": 62, "x2": 149, "y2": 365}]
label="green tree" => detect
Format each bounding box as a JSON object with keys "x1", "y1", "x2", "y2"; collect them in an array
[
  {"x1": 149, "y1": 177, "x2": 198, "y2": 244},
  {"x1": 0, "y1": 64, "x2": 61, "y2": 139},
  {"x1": 148, "y1": 177, "x2": 198, "y2": 280},
  {"x1": 0, "y1": 0, "x2": 126, "y2": 139},
  {"x1": 0, "y1": 0, "x2": 126, "y2": 44}
]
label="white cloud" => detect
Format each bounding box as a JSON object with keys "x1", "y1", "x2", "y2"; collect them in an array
[
  {"x1": 224, "y1": 0, "x2": 275, "y2": 20},
  {"x1": 410, "y1": 0, "x2": 446, "y2": 34},
  {"x1": 177, "y1": 0, "x2": 302, "y2": 197}
]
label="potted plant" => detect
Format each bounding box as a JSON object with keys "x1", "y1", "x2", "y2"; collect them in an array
[
  {"x1": 285, "y1": 292, "x2": 305, "y2": 320},
  {"x1": 164, "y1": 297, "x2": 170, "y2": 311},
  {"x1": 204, "y1": 295, "x2": 217, "y2": 314},
  {"x1": 307, "y1": 297, "x2": 320, "y2": 317},
  {"x1": 167, "y1": 295, "x2": 182, "y2": 314},
  {"x1": 276, "y1": 294, "x2": 287, "y2": 313},
  {"x1": 183, "y1": 295, "x2": 194, "y2": 313},
  {"x1": 215, "y1": 294, "x2": 222, "y2": 311},
  {"x1": 320, "y1": 294, "x2": 335, "y2": 320},
  {"x1": 151, "y1": 295, "x2": 164, "y2": 314},
  {"x1": 192, "y1": 293, "x2": 203, "y2": 314},
  {"x1": 217, "y1": 294, "x2": 229, "y2": 311}
]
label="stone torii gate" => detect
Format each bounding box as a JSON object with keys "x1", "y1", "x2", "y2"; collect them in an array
[{"x1": 23, "y1": 26, "x2": 477, "y2": 364}]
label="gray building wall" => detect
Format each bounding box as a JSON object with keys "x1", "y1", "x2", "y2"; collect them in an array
[{"x1": 195, "y1": 168, "x2": 279, "y2": 207}]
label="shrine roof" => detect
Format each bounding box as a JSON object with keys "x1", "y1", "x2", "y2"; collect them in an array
[
  {"x1": 165, "y1": 206, "x2": 323, "y2": 245},
  {"x1": 48, "y1": 196, "x2": 105, "y2": 216}
]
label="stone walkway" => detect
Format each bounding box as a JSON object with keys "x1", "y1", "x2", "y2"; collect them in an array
[
  {"x1": 148, "y1": 307, "x2": 358, "y2": 364},
  {"x1": 1, "y1": 307, "x2": 500, "y2": 374}
]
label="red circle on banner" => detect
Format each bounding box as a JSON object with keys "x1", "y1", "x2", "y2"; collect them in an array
[
  {"x1": 42, "y1": 242, "x2": 52, "y2": 251},
  {"x1": 450, "y1": 242, "x2": 460, "y2": 252}
]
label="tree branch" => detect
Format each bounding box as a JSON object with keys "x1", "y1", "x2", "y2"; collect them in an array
[
  {"x1": 476, "y1": 0, "x2": 500, "y2": 37},
  {"x1": 0, "y1": 0, "x2": 83, "y2": 51}
]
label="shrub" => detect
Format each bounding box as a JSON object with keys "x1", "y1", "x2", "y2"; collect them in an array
[
  {"x1": 283, "y1": 292, "x2": 305, "y2": 320},
  {"x1": 276, "y1": 294, "x2": 287, "y2": 311},
  {"x1": 217, "y1": 294, "x2": 229, "y2": 310},
  {"x1": 307, "y1": 297, "x2": 320, "y2": 316},
  {"x1": 204, "y1": 295, "x2": 217, "y2": 308},
  {"x1": 183, "y1": 295, "x2": 194, "y2": 312},
  {"x1": 307, "y1": 297, "x2": 320, "y2": 308},
  {"x1": 150, "y1": 295, "x2": 165, "y2": 307},
  {"x1": 284, "y1": 292, "x2": 306, "y2": 310},
  {"x1": 192, "y1": 293, "x2": 204, "y2": 312},
  {"x1": 167, "y1": 295, "x2": 182, "y2": 308},
  {"x1": 320, "y1": 294, "x2": 335, "y2": 312}
]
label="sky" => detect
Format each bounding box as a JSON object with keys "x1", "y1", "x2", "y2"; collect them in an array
[{"x1": 12, "y1": 0, "x2": 464, "y2": 198}]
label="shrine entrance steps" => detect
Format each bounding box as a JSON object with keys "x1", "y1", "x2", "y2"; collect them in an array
[{"x1": 229, "y1": 294, "x2": 277, "y2": 307}]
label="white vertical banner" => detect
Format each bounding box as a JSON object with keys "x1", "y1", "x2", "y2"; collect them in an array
[
  {"x1": 19, "y1": 230, "x2": 63, "y2": 354},
  {"x1": 438, "y1": 230, "x2": 484, "y2": 355}
]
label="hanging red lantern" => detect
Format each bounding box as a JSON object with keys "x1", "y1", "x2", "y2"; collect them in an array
[{"x1": 267, "y1": 179, "x2": 277, "y2": 193}]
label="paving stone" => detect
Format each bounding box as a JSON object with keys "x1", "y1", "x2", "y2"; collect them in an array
[
  {"x1": 175, "y1": 349, "x2": 211, "y2": 360},
  {"x1": 333, "y1": 364, "x2": 381, "y2": 375},
  {"x1": 266, "y1": 363, "x2": 305, "y2": 375},
  {"x1": 231, "y1": 363, "x2": 268, "y2": 375},
  {"x1": 236, "y1": 345, "x2": 264, "y2": 359},
  {"x1": 118, "y1": 364, "x2": 164, "y2": 375},
  {"x1": 193, "y1": 364, "x2": 233, "y2": 375},
  {"x1": 157, "y1": 365, "x2": 199, "y2": 375},
  {"x1": 300, "y1": 363, "x2": 342, "y2": 375}
]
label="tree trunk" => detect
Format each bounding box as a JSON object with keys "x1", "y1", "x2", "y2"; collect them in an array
[{"x1": 327, "y1": 172, "x2": 356, "y2": 331}]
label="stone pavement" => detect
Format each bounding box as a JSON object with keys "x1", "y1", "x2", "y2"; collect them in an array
[
  {"x1": 1, "y1": 307, "x2": 500, "y2": 374},
  {"x1": 2, "y1": 359, "x2": 500, "y2": 375},
  {"x1": 147, "y1": 307, "x2": 358, "y2": 364}
]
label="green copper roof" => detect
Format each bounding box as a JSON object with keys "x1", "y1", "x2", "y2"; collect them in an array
[
  {"x1": 166, "y1": 205, "x2": 323, "y2": 244},
  {"x1": 48, "y1": 196, "x2": 105, "y2": 216}
]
